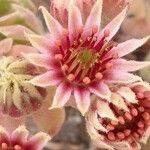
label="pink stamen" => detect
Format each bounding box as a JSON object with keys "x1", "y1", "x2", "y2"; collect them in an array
[
  {"x1": 136, "y1": 92, "x2": 144, "y2": 99},
  {"x1": 1, "y1": 143, "x2": 8, "y2": 149},
  {"x1": 124, "y1": 112, "x2": 132, "y2": 121},
  {"x1": 104, "y1": 29, "x2": 110, "y2": 37},
  {"x1": 118, "y1": 116, "x2": 125, "y2": 125},
  {"x1": 55, "y1": 54, "x2": 63, "y2": 60},
  {"x1": 111, "y1": 120, "x2": 118, "y2": 126},
  {"x1": 131, "y1": 108, "x2": 138, "y2": 117},
  {"x1": 107, "y1": 132, "x2": 115, "y2": 141},
  {"x1": 137, "y1": 129, "x2": 144, "y2": 135},
  {"x1": 137, "y1": 121, "x2": 144, "y2": 128},
  {"x1": 138, "y1": 107, "x2": 145, "y2": 112},
  {"x1": 142, "y1": 112, "x2": 150, "y2": 121},
  {"x1": 132, "y1": 132, "x2": 140, "y2": 140},
  {"x1": 83, "y1": 77, "x2": 91, "y2": 84},
  {"x1": 92, "y1": 25, "x2": 98, "y2": 34},
  {"x1": 61, "y1": 64, "x2": 68, "y2": 71},
  {"x1": 67, "y1": 74, "x2": 75, "y2": 81},
  {"x1": 14, "y1": 145, "x2": 22, "y2": 150},
  {"x1": 144, "y1": 91, "x2": 150, "y2": 99},
  {"x1": 124, "y1": 129, "x2": 131, "y2": 136},
  {"x1": 95, "y1": 72, "x2": 103, "y2": 80},
  {"x1": 117, "y1": 132, "x2": 125, "y2": 140},
  {"x1": 105, "y1": 62, "x2": 113, "y2": 69}
]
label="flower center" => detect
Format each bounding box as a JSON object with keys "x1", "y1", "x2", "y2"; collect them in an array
[
  {"x1": 55, "y1": 27, "x2": 118, "y2": 86},
  {"x1": 0, "y1": 56, "x2": 46, "y2": 117}
]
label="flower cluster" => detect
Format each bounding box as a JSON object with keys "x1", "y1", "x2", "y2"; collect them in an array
[{"x1": 0, "y1": 0, "x2": 150, "y2": 149}]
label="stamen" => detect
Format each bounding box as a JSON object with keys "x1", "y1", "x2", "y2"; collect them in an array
[
  {"x1": 124, "y1": 112, "x2": 132, "y2": 121},
  {"x1": 83, "y1": 77, "x2": 91, "y2": 84},
  {"x1": 131, "y1": 108, "x2": 138, "y2": 117},
  {"x1": 104, "y1": 29, "x2": 110, "y2": 37},
  {"x1": 105, "y1": 62, "x2": 113, "y2": 69},
  {"x1": 132, "y1": 132, "x2": 140, "y2": 140},
  {"x1": 142, "y1": 112, "x2": 150, "y2": 121},
  {"x1": 14, "y1": 145, "x2": 22, "y2": 150},
  {"x1": 55, "y1": 54, "x2": 63, "y2": 60},
  {"x1": 61, "y1": 64, "x2": 68, "y2": 72},
  {"x1": 118, "y1": 116, "x2": 125, "y2": 125},
  {"x1": 106, "y1": 124, "x2": 115, "y2": 131},
  {"x1": 107, "y1": 132, "x2": 116, "y2": 141},
  {"x1": 95, "y1": 72, "x2": 103, "y2": 80},
  {"x1": 124, "y1": 129, "x2": 131, "y2": 136},
  {"x1": 92, "y1": 25, "x2": 98, "y2": 35},
  {"x1": 111, "y1": 120, "x2": 118, "y2": 126},
  {"x1": 137, "y1": 121, "x2": 144, "y2": 128},
  {"x1": 144, "y1": 91, "x2": 150, "y2": 99},
  {"x1": 67, "y1": 74, "x2": 75, "y2": 81},
  {"x1": 1, "y1": 143, "x2": 8, "y2": 149},
  {"x1": 138, "y1": 107, "x2": 145, "y2": 112},
  {"x1": 117, "y1": 132, "x2": 125, "y2": 140}
]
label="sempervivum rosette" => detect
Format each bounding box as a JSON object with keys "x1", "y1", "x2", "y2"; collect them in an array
[{"x1": 86, "y1": 82, "x2": 150, "y2": 150}]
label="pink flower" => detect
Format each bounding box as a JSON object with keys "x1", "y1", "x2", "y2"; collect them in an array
[
  {"x1": 0, "y1": 38, "x2": 65, "y2": 138},
  {"x1": 24, "y1": 0, "x2": 150, "y2": 115},
  {"x1": 0, "y1": 125, "x2": 50, "y2": 150},
  {"x1": 86, "y1": 82, "x2": 150, "y2": 150}
]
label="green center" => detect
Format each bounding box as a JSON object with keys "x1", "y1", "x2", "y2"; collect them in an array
[{"x1": 79, "y1": 49, "x2": 93, "y2": 65}]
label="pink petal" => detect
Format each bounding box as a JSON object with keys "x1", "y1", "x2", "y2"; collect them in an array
[
  {"x1": 74, "y1": 87, "x2": 90, "y2": 116},
  {"x1": 140, "y1": 127, "x2": 150, "y2": 144},
  {"x1": 92, "y1": 139, "x2": 113, "y2": 150},
  {"x1": 87, "y1": 111, "x2": 107, "y2": 132},
  {"x1": 23, "y1": 53, "x2": 51, "y2": 69},
  {"x1": 104, "y1": 70, "x2": 142, "y2": 83},
  {"x1": 89, "y1": 82, "x2": 111, "y2": 101},
  {"x1": 11, "y1": 45, "x2": 37, "y2": 58},
  {"x1": 111, "y1": 93, "x2": 129, "y2": 111},
  {"x1": 116, "y1": 86, "x2": 137, "y2": 103},
  {"x1": 106, "y1": 36, "x2": 150, "y2": 58},
  {"x1": 40, "y1": 6, "x2": 64, "y2": 36},
  {"x1": 0, "y1": 126, "x2": 9, "y2": 144},
  {"x1": 28, "y1": 71, "x2": 62, "y2": 87},
  {"x1": 97, "y1": 100, "x2": 117, "y2": 121},
  {"x1": 112, "y1": 59, "x2": 150, "y2": 72},
  {"x1": 11, "y1": 126, "x2": 28, "y2": 145},
  {"x1": 0, "y1": 25, "x2": 34, "y2": 40},
  {"x1": 33, "y1": 91, "x2": 65, "y2": 137},
  {"x1": 83, "y1": 0, "x2": 102, "y2": 37},
  {"x1": 51, "y1": 82, "x2": 72, "y2": 108},
  {"x1": 25, "y1": 33, "x2": 53, "y2": 54},
  {"x1": 68, "y1": 2, "x2": 83, "y2": 41},
  {"x1": 12, "y1": 4, "x2": 43, "y2": 34},
  {"x1": 97, "y1": 6, "x2": 128, "y2": 43},
  {"x1": 26, "y1": 132, "x2": 50, "y2": 150},
  {"x1": 0, "y1": 38, "x2": 13, "y2": 56}
]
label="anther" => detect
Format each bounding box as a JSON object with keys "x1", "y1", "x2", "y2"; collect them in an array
[
  {"x1": 92, "y1": 25, "x2": 98, "y2": 34},
  {"x1": 106, "y1": 124, "x2": 115, "y2": 131},
  {"x1": 67, "y1": 74, "x2": 75, "y2": 81},
  {"x1": 14, "y1": 145, "x2": 22, "y2": 150},
  {"x1": 124, "y1": 129, "x2": 131, "y2": 136},
  {"x1": 61, "y1": 64, "x2": 68, "y2": 72},
  {"x1": 104, "y1": 29, "x2": 110, "y2": 37},
  {"x1": 107, "y1": 132, "x2": 115, "y2": 141},
  {"x1": 117, "y1": 132, "x2": 125, "y2": 140},
  {"x1": 132, "y1": 132, "x2": 139, "y2": 140},
  {"x1": 142, "y1": 112, "x2": 150, "y2": 121},
  {"x1": 112, "y1": 53, "x2": 119, "y2": 59},
  {"x1": 105, "y1": 62, "x2": 113, "y2": 69},
  {"x1": 83, "y1": 77, "x2": 91, "y2": 84},
  {"x1": 95, "y1": 72, "x2": 103, "y2": 80},
  {"x1": 124, "y1": 112, "x2": 132, "y2": 121},
  {"x1": 138, "y1": 107, "x2": 145, "y2": 112},
  {"x1": 137, "y1": 121, "x2": 144, "y2": 128},
  {"x1": 131, "y1": 108, "x2": 138, "y2": 116},
  {"x1": 111, "y1": 120, "x2": 118, "y2": 126},
  {"x1": 118, "y1": 116, "x2": 125, "y2": 125},
  {"x1": 136, "y1": 92, "x2": 144, "y2": 99},
  {"x1": 144, "y1": 91, "x2": 150, "y2": 99},
  {"x1": 1, "y1": 143, "x2": 8, "y2": 149},
  {"x1": 55, "y1": 54, "x2": 63, "y2": 60}
]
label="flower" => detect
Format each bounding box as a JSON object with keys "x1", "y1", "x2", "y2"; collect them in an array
[
  {"x1": 0, "y1": 125, "x2": 50, "y2": 150},
  {"x1": 86, "y1": 82, "x2": 150, "y2": 150},
  {"x1": 0, "y1": 38, "x2": 65, "y2": 138},
  {"x1": 24, "y1": 0, "x2": 150, "y2": 115},
  {"x1": 0, "y1": 0, "x2": 43, "y2": 41},
  {"x1": 50, "y1": 0, "x2": 130, "y2": 27}
]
